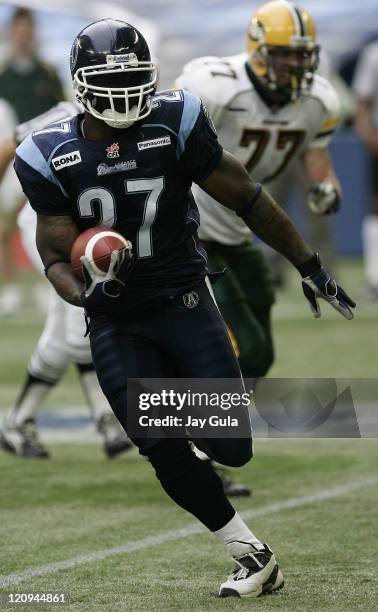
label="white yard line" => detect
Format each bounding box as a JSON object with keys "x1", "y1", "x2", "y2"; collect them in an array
[
  {"x1": 1, "y1": 403, "x2": 377, "y2": 443},
  {"x1": 0, "y1": 476, "x2": 377, "y2": 588}
]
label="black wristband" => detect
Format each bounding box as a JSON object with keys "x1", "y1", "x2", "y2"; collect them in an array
[
  {"x1": 236, "y1": 183, "x2": 262, "y2": 218},
  {"x1": 296, "y1": 252, "x2": 322, "y2": 278},
  {"x1": 44, "y1": 258, "x2": 70, "y2": 278}
]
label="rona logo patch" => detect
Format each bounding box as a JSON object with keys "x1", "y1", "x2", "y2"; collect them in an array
[
  {"x1": 52, "y1": 151, "x2": 82, "y2": 171},
  {"x1": 137, "y1": 136, "x2": 171, "y2": 151}
]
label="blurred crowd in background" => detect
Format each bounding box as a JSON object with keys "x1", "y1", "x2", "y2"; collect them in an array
[{"x1": 0, "y1": 0, "x2": 378, "y2": 315}]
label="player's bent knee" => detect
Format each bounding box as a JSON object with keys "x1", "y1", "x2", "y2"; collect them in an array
[
  {"x1": 195, "y1": 437, "x2": 253, "y2": 468},
  {"x1": 28, "y1": 343, "x2": 69, "y2": 383},
  {"x1": 221, "y1": 440, "x2": 253, "y2": 468}
]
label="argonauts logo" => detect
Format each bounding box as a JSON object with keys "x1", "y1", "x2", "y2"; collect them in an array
[{"x1": 183, "y1": 292, "x2": 199, "y2": 309}]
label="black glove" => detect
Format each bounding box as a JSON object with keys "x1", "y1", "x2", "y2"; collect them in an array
[
  {"x1": 80, "y1": 245, "x2": 133, "y2": 314},
  {"x1": 306, "y1": 183, "x2": 340, "y2": 216},
  {"x1": 297, "y1": 253, "x2": 356, "y2": 320}
]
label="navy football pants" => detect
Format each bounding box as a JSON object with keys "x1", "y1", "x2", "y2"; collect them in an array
[
  {"x1": 89, "y1": 281, "x2": 253, "y2": 531},
  {"x1": 89, "y1": 280, "x2": 253, "y2": 465}
]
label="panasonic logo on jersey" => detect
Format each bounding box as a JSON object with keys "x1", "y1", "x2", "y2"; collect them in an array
[
  {"x1": 137, "y1": 136, "x2": 171, "y2": 151},
  {"x1": 52, "y1": 151, "x2": 82, "y2": 171}
]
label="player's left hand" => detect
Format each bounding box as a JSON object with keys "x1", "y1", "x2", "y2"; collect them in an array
[
  {"x1": 80, "y1": 250, "x2": 130, "y2": 312},
  {"x1": 306, "y1": 183, "x2": 340, "y2": 216},
  {"x1": 298, "y1": 253, "x2": 356, "y2": 320}
]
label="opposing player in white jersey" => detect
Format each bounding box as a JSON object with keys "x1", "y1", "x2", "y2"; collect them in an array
[
  {"x1": 353, "y1": 40, "x2": 378, "y2": 299},
  {"x1": 0, "y1": 98, "x2": 24, "y2": 315},
  {"x1": 0, "y1": 101, "x2": 132, "y2": 458},
  {"x1": 175, "y1": 0, "x2": 342, "y2": 378}
]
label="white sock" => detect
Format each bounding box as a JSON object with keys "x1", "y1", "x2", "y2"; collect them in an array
[
  {"x1": 213, "y1": 512, "x2": 264, "y2": 556},
  {"x1": 362, "y1": 215, "x2": 378, "y2": 288},
  {"x1": 79, "y1": 369, "x2": 113, "y2": 423},
  {"x1": 8, "y1": 382, "x2": 51, "y2": 427}
]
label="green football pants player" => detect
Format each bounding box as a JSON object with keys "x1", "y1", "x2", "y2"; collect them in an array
[{"x1": 204, "y1": 239, "x2": 275, "y2": 378}]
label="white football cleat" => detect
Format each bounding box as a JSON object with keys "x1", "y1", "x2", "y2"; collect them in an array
[
  {"x1": 219, "y1": 541, "x2": 284, "y2": 598},
  {"x1": 0, "y1": 418, "x2": 49, "y2": 458}
]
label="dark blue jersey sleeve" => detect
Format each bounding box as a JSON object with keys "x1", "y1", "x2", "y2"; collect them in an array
[
  {"x1": 14, "y1": 135, "x2": 71, "y2": 216},
  {"x1": 176, "y1": 91, "x2": 222, "y2": 184}
]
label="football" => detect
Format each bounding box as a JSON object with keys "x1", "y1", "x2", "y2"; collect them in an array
[{"x1": 71, "y1": 227, "x2": 130, "y2": 280}]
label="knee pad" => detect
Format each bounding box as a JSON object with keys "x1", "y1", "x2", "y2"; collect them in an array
[
  {"x1": 28, "y1": 294, "x2": 69, "y2": 382},
  {"x1": 28, "y1": 338, "x2": 69, "y2": 383}
]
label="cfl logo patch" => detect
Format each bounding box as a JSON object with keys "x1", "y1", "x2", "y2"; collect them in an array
[
  {"x1": 183, "y1": 291, "x2": 199, "y2": 309},
  {"x1": 52, "y1": 151, "x2": 82, "y2": 171}
]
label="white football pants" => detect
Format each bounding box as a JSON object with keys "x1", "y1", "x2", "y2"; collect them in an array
[
  {"x1": 18, "y1": 203, "x2": 92, "y2": 381},
  {"x1": 362, "y1": 215, "x2": 378, "y2": 290}
]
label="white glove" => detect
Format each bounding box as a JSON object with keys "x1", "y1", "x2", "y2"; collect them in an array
[
  {"x1": 81, "y1": 249, "x2": 127, "y2": 299},
  {"x1": 306, "y1": 183, "x2": 340, "y2": 216},
  {"x1": 298, "y1": 253, "x2": 356, "y2": 320}
]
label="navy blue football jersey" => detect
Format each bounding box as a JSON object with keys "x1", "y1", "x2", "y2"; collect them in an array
[{"x1": 14, "y1": 90, "x2": 223, "y2": 311}]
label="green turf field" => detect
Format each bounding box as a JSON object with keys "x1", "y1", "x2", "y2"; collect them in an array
[
  {"x1": 0, "y1": 258, "x2": 377, "y2": 610},
  {"x1": 0, "y1": 441, "x2": 377, "y2": 611}
]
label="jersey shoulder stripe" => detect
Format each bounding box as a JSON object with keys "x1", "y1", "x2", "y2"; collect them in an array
[
  {"x1": 16, "y1": 134, "x2": 69, "y2": 196},
  {"x1": 17, "y1": 135, "x2": 55, "y2": 182},
  {"x1": 176, "y1": 89, "x2": 201, "y2": 158}
]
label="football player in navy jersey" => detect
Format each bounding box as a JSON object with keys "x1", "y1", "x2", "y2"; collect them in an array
[{"x1": 14, "y1": 19, "x2": 355, "y2": 598}]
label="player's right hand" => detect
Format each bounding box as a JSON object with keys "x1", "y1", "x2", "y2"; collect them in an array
[{"x1": 80, "y1": 250, "x2": 131, "y2": 313}]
